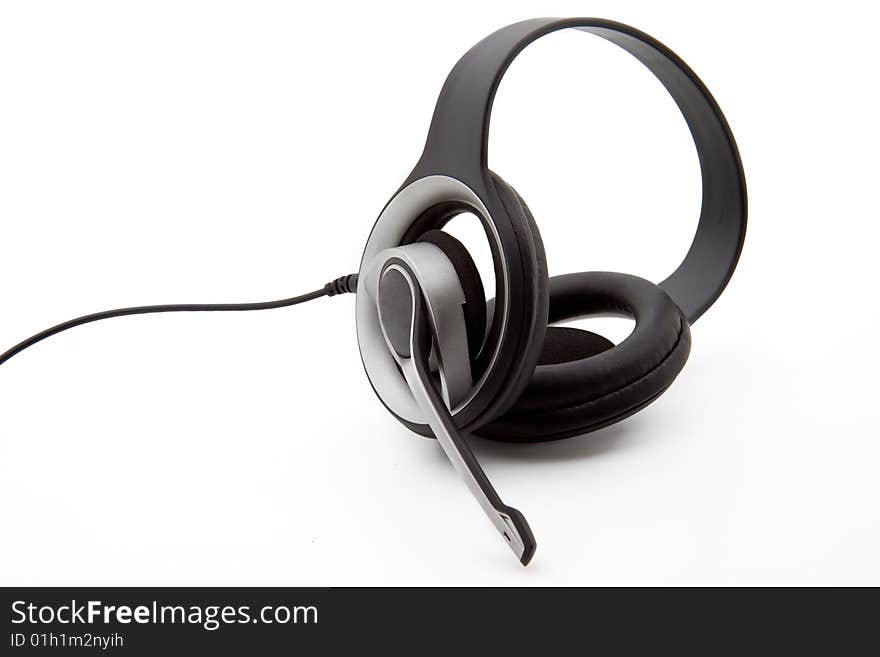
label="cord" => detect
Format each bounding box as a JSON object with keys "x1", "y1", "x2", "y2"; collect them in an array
[{"x1": 0, "y1": 273, "x2": 358, "y2": 367}]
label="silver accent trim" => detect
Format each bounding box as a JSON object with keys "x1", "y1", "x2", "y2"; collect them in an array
[
  {"x1": 356, "y1": 175, "x2": 509, "y2": 425},
  {"x1": 379, "y1": 266, "x2": 531, "y2": 563},
  {"x1": 399, "y1": 357, "x2": 529, "y2": 563},
  {"x1": 370, "y1": 250, "x2": 472, "y2": 409}
]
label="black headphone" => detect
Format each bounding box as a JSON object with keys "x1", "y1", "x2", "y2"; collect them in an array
[{"x1": 1, "y1": 18, "x2": 746, "y2": 565}]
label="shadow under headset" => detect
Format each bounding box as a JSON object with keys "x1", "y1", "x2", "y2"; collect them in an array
[{"x1": 1, "y1": 18, "x2": 746, "y2": 566}]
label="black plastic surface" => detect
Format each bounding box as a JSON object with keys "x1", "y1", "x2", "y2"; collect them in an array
[{"x1": 407, "y1": 17, "x2": 747, "y2": 324}]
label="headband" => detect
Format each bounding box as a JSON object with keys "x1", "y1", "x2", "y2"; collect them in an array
[{"x1": 406, "y1": 17, "x2": 747, "y2": 322}]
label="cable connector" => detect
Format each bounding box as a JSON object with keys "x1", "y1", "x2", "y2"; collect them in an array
[
  {"x1": 1, "y1": 272, "x2": 360, "y2": 367},
  {"x1": 324, "y1": 274, "x2": 359, "y2": 296}
]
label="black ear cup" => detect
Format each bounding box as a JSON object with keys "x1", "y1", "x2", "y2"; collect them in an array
[
  {"x1": 417, "y1": 229, "x2": 486, "y2": 362},
  {"x1": 481, "y1": 171, "x2": 551, "y2": 420},
  {"x1": 386, "y1": 170, "x2": 549, "y2": 434},
  {"x1": 477, "y1": 272, "x2": 691, "y2": 442},
  {"x1": 538, "y1": 327, "x2": 614, "y2": 365}
]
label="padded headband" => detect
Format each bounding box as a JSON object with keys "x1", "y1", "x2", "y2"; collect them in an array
[{"x1": 405, "y1": 17, "x2": 747, "y2": 323}]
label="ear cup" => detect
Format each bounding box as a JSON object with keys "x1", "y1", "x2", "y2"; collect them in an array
[
  {"x1": 538, "y1": 327, "x2": 614, "y2": 365},
  {"x1": 476, "y1": 272, "x2": 691, "y2": 442},
  {"x1": 480, "y1": 171, "x2": 550, "y2": 421},
  {"x1": 416, "y1": 229, "x2": 486, "y2": 362},
  {"x1": 389, "y1": 170, "x2": 548, "y2": 434}
]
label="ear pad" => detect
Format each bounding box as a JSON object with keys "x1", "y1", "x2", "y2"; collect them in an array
[
  {"x1": 417, "y1": 229, "x2": 486, "y2": 362},
  {"x1": 476, "y1": 272, "x2": 692, "y2": 442},
  {"x1": 479, "y1": 171, "x2": 550, "y2": 420}
]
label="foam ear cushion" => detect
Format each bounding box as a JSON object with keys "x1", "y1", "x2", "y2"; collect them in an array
[
  {"x1": 480, "y1": 171, "x2": 550, "y2": 421},
  {"x1": 417, "y1": 229, "x2": 486, "y2": 362},
  {"x1": 476, "y1": 272, "x2": 691, "y2": 442},
  {"x1": 538, "y1": 327, "x2": 614, "y2": 365}
]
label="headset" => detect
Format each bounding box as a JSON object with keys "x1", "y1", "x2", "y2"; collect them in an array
[{"x1": 1, "y1": 18, "x2": 746, "y2": 565}]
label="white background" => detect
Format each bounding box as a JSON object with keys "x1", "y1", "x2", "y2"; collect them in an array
[{"x1": 1, "y1": 1, "x2": 878, "y2": 586}]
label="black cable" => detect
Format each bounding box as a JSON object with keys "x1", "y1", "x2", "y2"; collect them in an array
[{"x1": 0, "y1": 273, "x2": 358, "y2": 367}]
